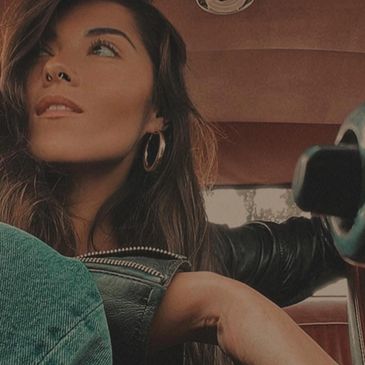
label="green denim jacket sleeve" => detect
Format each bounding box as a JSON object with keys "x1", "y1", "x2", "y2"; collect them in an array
[{"x1": 0, "y1": 223, "x2": 113, "y2": 365}]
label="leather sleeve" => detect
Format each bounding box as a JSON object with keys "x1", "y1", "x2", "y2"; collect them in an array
[
  {"x1": 83, "y1": 256, "x2": 190, "y2": 365},
  {"x1": 211, "y1": 216, "x2": 346, "y2": 307}
]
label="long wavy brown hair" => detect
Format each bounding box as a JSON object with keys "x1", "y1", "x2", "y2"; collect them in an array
[{"x1": 0, "y1": 0, "x2": 232, "y2": 363}]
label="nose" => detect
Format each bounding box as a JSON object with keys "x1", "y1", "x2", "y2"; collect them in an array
[
  {"x1": 46, "y1": 71, "x2": 71, "y2": 82},
  {"x1": 43, "y1": 61, "x2": 79, "y2": 87}
]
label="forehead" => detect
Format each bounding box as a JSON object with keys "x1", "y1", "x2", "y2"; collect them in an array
[{"x1": 47, "y1": 1, "x2": 140, "y2": 41}]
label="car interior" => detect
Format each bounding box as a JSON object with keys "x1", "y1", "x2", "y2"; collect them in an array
[
  {"x1": 2, "y1": 0, "x2": 365, "y2": 364},
  {"x1": 152, "y1": 1, "x2": 365, "y2": 364}
]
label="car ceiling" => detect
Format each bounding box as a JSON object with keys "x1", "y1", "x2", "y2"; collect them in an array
[
  {"x1": 154, "y1": 0, "x2": 365, "y2": 186},
  {"x1": 1, "y1": 0, "x2": 365, "y2": 186}
]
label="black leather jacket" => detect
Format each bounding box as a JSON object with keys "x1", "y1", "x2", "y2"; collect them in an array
[
  {"x1": 213, "y1": 216, "x2": 345, "y2": 306},
  {"x1": 81, "y1": 216, "x2": 345, "y2": 364}
]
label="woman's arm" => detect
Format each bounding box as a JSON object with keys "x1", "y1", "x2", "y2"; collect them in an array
[
  {"x1": 212, "y1": 216, "x2": 346, "y2": 306},
  {"x1": 148, "y1": 271, "x2": 338, "y2": 365}
]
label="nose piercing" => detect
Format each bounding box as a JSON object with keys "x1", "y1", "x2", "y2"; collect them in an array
[
  {"x1": 45, "y1": 71, "x2": 71, "y2": 82},
  {"x1": 58, "y1": 72, "x2": 71, "y2": 82}
]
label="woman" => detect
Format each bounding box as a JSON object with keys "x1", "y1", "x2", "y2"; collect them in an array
[{"x1": 0, "y1": 0, "x2": 344, "y2": 363}]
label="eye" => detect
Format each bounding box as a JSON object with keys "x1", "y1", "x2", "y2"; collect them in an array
[
  {"x1": 89, "y1": 39, "x2": 120, "y2": 58},
  {"x1": 36, "y1": 42, "x2": 54, "y2": 57}
]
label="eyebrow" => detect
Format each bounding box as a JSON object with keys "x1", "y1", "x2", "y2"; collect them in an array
[{"x1": 85, "y1": 27, "x2": 136, "y2": 50}]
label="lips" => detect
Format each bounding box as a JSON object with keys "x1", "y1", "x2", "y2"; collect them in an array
[{"x1": 35, "y1": 95, "x2": 83, "y2": 116}]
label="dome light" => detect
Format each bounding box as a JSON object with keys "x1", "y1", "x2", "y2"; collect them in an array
[{"x1": 196, "y1": 0, "x2": 255, "y2": 15}]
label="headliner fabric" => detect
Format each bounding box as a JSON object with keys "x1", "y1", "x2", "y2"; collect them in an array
[
  {"x1": 154, "y1": 0, "x2": 365, "y2": 184},
  {"x1": 215, "y1": 122, "x2": 339, "y2": 185},
  {"x1": 187, "y1": 50, "x2": 365, "y2": 126}
]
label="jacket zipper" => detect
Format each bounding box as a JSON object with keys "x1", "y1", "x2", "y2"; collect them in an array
[
  {"x1": 79, "y1": 256, "x2": 165, "y2": 279},
  {"x1": 76, "y1": 246, "x2": 186, "y2": 280},
  {"x1": 76, "y1": 245, "x2": 186, "y2": 260}
]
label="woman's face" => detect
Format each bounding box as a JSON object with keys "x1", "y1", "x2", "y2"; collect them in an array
[{"x1": 26, "y1": 1, "x2": 162, "y2": 164}]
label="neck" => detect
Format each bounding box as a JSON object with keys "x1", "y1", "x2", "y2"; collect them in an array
[{"x1": 64, "y1": 158, "x2": 133, "y2": 255}]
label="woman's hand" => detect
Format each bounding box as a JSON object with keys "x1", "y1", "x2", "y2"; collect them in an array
[{"x1": 148, "y1": 271, "x2": 338, "y2": 365}]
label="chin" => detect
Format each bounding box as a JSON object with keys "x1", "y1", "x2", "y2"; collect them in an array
[
  {"x1": 28, "y1": 145, "x2": 127, "y2": 167},
  {"x1": 29, "y1": 144, "x2": 87, "y2": 163}
]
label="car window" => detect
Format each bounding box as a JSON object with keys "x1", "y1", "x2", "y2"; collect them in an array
[{"x1": 204, "y1": 186, "x2": 347, "y2": 297}]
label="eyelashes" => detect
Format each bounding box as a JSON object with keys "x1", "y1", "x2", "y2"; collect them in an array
[
  {"x1": 37, "y1": 42, "x2": 53, "y2": 57},
  {"x1": 88, "y1": 38, "x2": 120, "y2": 58},
  {"x1": 35, "y1": 38, "x2": 121, "y2": 58}
]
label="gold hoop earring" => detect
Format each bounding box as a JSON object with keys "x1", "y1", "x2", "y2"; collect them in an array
[{"x1": 143, "y1": 131, "x2": 166, "y2": 172}]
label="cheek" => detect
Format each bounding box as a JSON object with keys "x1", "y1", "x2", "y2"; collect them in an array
[
  {"x1": 28, "y1": 74, "x2": 154, "y2": 163},
  {"x1": 28, "y1": 121, "x2": 144, "y2": 163},
  {"x1": 26, "y1": 57, "x2": 46, "y2": 92},
  {"x1": 25, "y1": 69, "x2": 40, "y2": 114},
  {"x1": 29, "y1": 117, "x2": 145, "y2": 163},
  {"x1": 83, "y1": 73, "x2": 154, "y2": 143}
]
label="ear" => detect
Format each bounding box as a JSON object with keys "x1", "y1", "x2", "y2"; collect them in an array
[{"x1": 143, "y1": 111, "x2": 165, "y2": 134}]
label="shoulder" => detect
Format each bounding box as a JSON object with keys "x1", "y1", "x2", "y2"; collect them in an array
[{"x1": 79, "y1": 250, "x2": 191, "y2": 364}]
